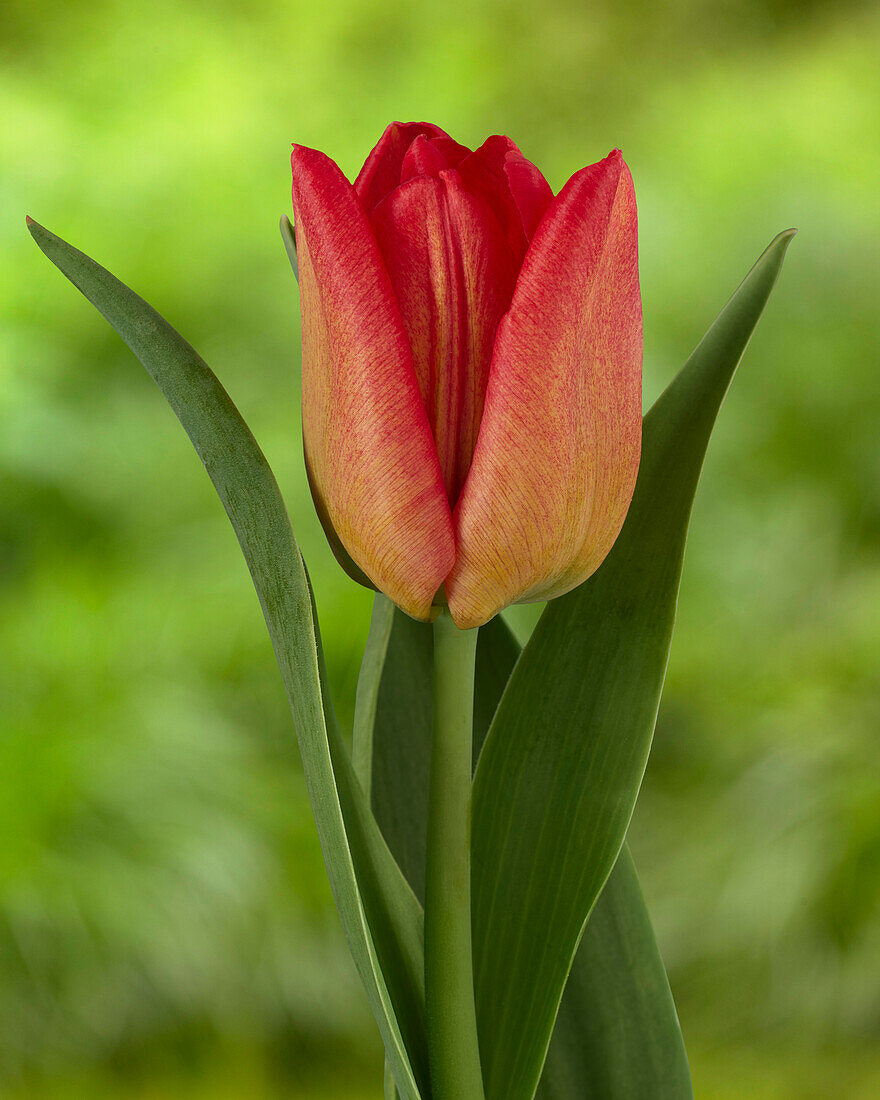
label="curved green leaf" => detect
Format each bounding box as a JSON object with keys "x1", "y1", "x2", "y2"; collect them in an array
[
  {"x1": 27, "y1": 219, "x2": 427, "y2": 1100},
  {"x1": 471, "y1": 230, "x2": 796, "y2": 1100},
  {"x1": 354, "y1": 599, "x2": 692, "y2": 1099}
]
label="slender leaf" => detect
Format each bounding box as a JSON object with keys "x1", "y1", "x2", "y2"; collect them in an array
[
  {"x1": 310, "y1": 586, "x2": 428, "y2": 1090},
  {"x1": 27, "y1": 219, "x2": 428, "y2": 1100},
  {"x1": 471, "y1": 231, "x2": 796, "y2": 1100}
]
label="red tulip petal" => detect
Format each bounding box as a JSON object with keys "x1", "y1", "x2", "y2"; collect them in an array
[
  {"x1": 291, "y1": 143, "x2": 455, "y2": 620},
  {"x1": 400, "y1": 134, "x2": 455, "y2": 180},
  {"x1": 354, "y1": 121, "x2": 454, "y2": 211},
  {"x1": 458, "y1": 136, "x2": 529, "y2": 262},
  {"x1": 370, "y1": 168, "x2": 519, "y2": 504},
  {"x1": 457, "y1": 136, "x2": 553, "y2": 262},
  {"x1": 427, "y1": 135, "x2": 471, "y2": 167},
  {"x1": 504, "y1": 151, "x2": 554, "y2": 241},
  {"x1": 447, "y1": 150, "x2": 642, "y2": 629}
]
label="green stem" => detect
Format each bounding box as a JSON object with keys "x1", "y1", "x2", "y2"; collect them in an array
[{"x1": 425, "y1": 609, "x2": 485, "y2": 1100}]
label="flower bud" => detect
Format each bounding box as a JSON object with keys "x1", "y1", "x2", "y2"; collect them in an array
[{"x1": 291, "y1": 123, "x2": 641, "y2": 628}]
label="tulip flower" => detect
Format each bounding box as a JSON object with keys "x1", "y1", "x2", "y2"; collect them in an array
[
  {"x1": 290, "y1": 122, "x2": 642, "y2": 629},
  {"x1": 30, "y1": 143, "x2": 792, "y2": 1100}
]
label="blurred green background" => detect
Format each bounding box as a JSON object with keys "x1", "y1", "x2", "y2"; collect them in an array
[{"x1": 2, "y1": 0, "x2": 879, "y2": 1096}]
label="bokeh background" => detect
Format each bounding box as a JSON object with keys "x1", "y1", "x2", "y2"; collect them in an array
[{"x1": 2, "y1": 0, "x2": 879, "y2": 1096}]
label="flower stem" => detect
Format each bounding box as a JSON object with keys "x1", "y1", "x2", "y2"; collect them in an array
[{"x1": 425, "y1": 609, "x2": 485, "y2": 1100}]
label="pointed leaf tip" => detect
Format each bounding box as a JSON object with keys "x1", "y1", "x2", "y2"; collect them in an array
[
  {"x1": 765, "y1": 227, "x2": 797, "y2": 262},
  {"x1": 280, "y1": 214, "x2": 299, "y2": 283}
]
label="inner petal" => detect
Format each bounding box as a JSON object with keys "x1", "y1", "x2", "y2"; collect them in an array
[
  {"x1": 371, "y1": 170, "x2": 518, "y2": 504},
  {"x1": 354, "y1": 121, "x2": 451, "y2": 211},
  {"x1": 458, "y1": 136, "x2": 553, "y2": 264},
  {"x1": 400, "y1": 134, "x2": 455, "y2": 181}
]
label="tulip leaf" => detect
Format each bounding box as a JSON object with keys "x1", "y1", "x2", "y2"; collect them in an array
[
  {"x1": 27, "y1": 219, "x2": 428, "y2": 1100},
  {"x1": 353, "y1": 597, "x2": 692, "y2": 1099},
  {"x1": 471, "y1": 230, "x2": 796, "y2": 1100}
]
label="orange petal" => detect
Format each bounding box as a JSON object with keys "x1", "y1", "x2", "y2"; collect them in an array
[
  {"x1": 446, "y1": 150, "x2": 642, "y2": 629},
  {"x1": 291, "y1": 144, "x2": 455, "y2": 620}
]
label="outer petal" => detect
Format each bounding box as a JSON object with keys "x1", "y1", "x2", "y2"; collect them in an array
[
  {"x1": 354, "y1": 121, "x2": 454, "y2": 211},
  {"x1": 446, "y1": 150, "x2": 642, "y2": 629},
  {"x1": 291, "y1": 144, "x2": 455, "y2": 620},
  {"x1": 370, "y1": 169, "x2": 518, "y2": 503}
]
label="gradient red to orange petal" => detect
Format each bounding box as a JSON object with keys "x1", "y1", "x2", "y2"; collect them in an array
[
  {"x1": 370, "y1": 169, "x2": 518, "y2": 504},
  {"x1": 447, "y1": 150, "x2": 643, "y2": 629},
  {"x1": 291, "y1": 143, "x2": 455, "y2": 620}
]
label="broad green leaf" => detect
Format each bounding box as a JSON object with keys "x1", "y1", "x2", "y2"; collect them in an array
[
  {"x1": 471, "y1": 230, "x2": 796, "y2": 1100},
  {"x1": 354, "y1": 598, "x2": 692, "y2": 1099},
  {"x1": 27, "y1": 220, "x2": 428, "y2": 1100}
]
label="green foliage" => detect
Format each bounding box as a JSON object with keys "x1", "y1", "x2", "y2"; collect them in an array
[{"x1": 537, "y1": 847, "x2": 691, "y2": 1100}]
